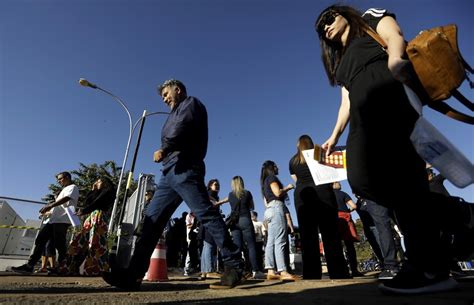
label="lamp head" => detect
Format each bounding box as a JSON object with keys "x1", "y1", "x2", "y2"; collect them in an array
[{"x1": 79, "y1": 78, "x2": 98, "y2": 89}]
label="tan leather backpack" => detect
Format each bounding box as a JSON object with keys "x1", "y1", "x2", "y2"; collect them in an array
[{"x1": 366, "y1": 24, "x2": 474, "y2": 124}]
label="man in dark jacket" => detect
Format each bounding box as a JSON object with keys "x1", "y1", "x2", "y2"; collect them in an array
[{"x1": 103, "y1": 79, "x2": 243, "y2": 290}]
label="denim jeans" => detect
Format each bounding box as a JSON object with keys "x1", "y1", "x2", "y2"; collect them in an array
[
  {"x1": 128, "y1": 163, "x2": 242, "y2": 278},
  {"x1": 201, "y1": 240, "x2": 217, "y2": 273},
  {"x1": 264, "y1": 200, "x2": 288, "y2": 272},
  {"x1": 231, "y1": 215, "x2": 259, "y2": 272},
  {"x1": 360, "y1": 198, "x2": 398, "y2": 269}
]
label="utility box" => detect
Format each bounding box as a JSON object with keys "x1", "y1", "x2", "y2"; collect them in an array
[{"x1": 113, "y1": 174, "x2": 156, "y2": 268}]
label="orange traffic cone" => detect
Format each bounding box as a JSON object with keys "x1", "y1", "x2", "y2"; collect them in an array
[{"x1": 143, "y1": 237, "x2": 169, "y2": 282}]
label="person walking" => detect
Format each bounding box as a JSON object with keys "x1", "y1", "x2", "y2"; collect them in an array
[
  {"x1": 12, "y1": 172, "x2": 79, "y2": 273},
  {"x1": 102, "y1": 79, "x2": 243, "y2": 290},
  {"x1": 315, "y1": 5, "x2": 458, "y2": 293},
  {"x1": 57, "y1": 177, "x2": 115, "y2": 276}
]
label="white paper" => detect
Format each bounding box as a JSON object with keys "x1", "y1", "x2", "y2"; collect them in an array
[
  {"x1": 65, "y1": 206, "x2": 81, "y2": 227},
  {"x1": 302, "y1": 149, "x2": 347, "y2": 185}
]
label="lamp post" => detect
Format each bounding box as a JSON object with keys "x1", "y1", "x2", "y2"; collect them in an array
[
  {"x1": 115, "y1": 110, "x2": 169, "y2": 229},
  {"x1": 79, "y1": 78, "x2": 169, "y2": 234},
  {"x1": 79, "y1": 78, "x2": 133, "y2": 234}
]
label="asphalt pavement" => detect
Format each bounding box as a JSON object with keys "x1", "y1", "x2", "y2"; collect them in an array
[{"x1": 0, "y1": 270, "x2": 473, "y2": 305}]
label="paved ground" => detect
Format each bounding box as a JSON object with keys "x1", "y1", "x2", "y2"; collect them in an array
[{"x1": 0, "y1": 270, "x2": 473, "y2": 305}]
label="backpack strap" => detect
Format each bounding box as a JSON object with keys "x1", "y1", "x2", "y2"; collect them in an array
[
  {"x1": 427, "y1": 99, "x2": 474, "y2": 124},
  {"x1": 452, "y1": 89, "x2": 474, "y2": 111},
  {"x1": 364, "y1": 26, "x2": 387, "y2": 49}
]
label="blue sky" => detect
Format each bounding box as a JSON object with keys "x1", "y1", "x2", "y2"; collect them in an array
[{"x1": 1, "y1": 0, "x2": 473, "y2": 225}]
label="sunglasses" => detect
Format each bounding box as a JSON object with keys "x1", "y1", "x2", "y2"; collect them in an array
[{"x1": 316, "y1": 11, "x2": 338, "y2": 36}]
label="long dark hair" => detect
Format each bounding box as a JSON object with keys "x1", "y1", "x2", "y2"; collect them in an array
[
  {"x1": 292, "y1": 135, "x2": 315, "y2": 166},
  {"x1": 315, "y1": 5, "x2": 369, "y2": 86},
  {"x1": 260, "y1": 160, "x2": 277, "y2": 198},
  {"x1": 207, "y1": 179, "x2": 220, "y2": 191}
]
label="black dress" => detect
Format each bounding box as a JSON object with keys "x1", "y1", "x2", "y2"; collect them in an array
[{"x1": 334, "y1": 9, "x2": 449, "y2": 275}]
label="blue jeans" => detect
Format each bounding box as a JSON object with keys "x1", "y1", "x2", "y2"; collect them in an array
[
  {"x1": 264, "y1": 200, "x2": 288, "y2": 272},
  {"x1": 201, "y1": 240, "x2": 217, "y2": 273},
  {"x1": 128, "y1": 163, "x2": 242, "y2": 278},
  {"x1": 361, "y1": 199, "x2": 398, "y2": 269},
  {"x1": 231, "y1": 215, "x2": 259, "y2": 272}
]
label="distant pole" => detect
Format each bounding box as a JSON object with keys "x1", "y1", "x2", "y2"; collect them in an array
[{"x1": 117, "y1": 110, "x2": 147, "y2": 225}]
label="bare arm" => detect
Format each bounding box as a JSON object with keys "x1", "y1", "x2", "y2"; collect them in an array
[
  {"x1": 270, "y1": 182, "x2": 294, "y2": 198},
  {"x1": 290, "y1": 174, "x2": 297, "y2": 183},
  {"x1": 346, "y1": 199, "x2": 357, "y2": 211},
  {"x1": 39, "y1": 196, "x2": 71, "y2": 214},
  {"x1": 285, "y1": 213, "x2": 295, "y2": 235},
  {"x1": 376, "y1": 16, "x2": 410, "y2": 83},
  {"x1": 214, "y1": 197, "x2": 229, "y2": 207},
  {"x1": 322, "y1": 87, "x2": 350, "y2": 156}
]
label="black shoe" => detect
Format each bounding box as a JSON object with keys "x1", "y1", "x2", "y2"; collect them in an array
[
  {"x1": 219, "y1": 266, "x2": 243, "y2": 288},
  {"x1": 351, "y1": 271, "x2": 365, "y2": 277},
  {"x1": 379, "y1": 268, "x2": 458, "y2": 295},
  {"x1": 46, "y1": 267, "x2": 59, "y2": 276},
  {"x1": 11, "y1": 264, "x2": 34, "y2": 274},
  {"x1": 378, "y1": 268, "x2": 398, "y2": 280},
  {"x1": 102, "y1": 269, "x2": 142, "y2": 291}
]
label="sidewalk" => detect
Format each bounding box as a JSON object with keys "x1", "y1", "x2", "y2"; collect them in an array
[{"x1": 0, "y1": 271, "x2": 473, "y2": 304}]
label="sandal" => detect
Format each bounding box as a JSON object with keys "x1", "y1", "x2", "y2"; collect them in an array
[
  {"x1": 266, "y1": 274, "x2": 281, "y2": 281},
  {"x1": 279, "y1": 274, "x2": 301, "y2": 281}
]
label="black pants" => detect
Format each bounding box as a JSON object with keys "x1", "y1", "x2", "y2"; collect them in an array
[
  {"x1": 347, "y1": 60, "x2": 450, "y2": 275},
  {"x1": 294, "y1": 184, "x2": 349, "y2": 279},
  {"x1": 29, "y1": 223, "x2": 70, "y2": 266}
]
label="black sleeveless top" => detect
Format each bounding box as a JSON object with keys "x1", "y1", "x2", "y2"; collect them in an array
[{"x1": 335, "y1": 8, "x2": 395, "y2": 90}]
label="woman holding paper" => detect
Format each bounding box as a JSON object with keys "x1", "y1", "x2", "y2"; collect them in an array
[
  {"x1": 315, "y1": 5, "x2": 457, "y2": 293},
  {"x1": 289, "y1": 134, "x2": 349, "y2": 279},
  {"x1": 57, "y1": 177, "x2": 116, "y2": 276}
]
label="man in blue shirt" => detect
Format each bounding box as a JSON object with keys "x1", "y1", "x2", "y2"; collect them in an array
[{"x1": 103, "y1": 79, "x2": 243, "y2": 290}]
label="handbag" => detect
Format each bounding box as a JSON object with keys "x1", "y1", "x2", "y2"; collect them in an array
[
  {"x1": 365, "y1": 24, "x2": 474, "y2": 124},
  {"x1": 225, "y1": 200, "x2": 241, "y2": 228}
]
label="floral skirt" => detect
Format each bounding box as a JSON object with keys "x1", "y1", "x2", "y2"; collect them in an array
[{"x1": 58, "y1": 210, "x2": 109, "y2": 276}]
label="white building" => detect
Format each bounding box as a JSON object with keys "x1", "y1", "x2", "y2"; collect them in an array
[{"x1": 0, "y1": 200, "x2": 40, "y2": 256}]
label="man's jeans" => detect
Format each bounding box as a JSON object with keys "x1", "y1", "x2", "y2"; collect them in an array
[
  {"x1": 264, "y1": 200, "x2": 288, "y2": 272},
  {"x1": 128, "y1": 164, "x2": 241, "y2": 278},
  {"x1": 360, "y1": 199, "x2": 398, "y2": 269}
]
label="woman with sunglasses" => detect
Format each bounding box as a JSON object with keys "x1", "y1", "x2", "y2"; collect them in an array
[{"x1": 315, "y1": 5, "x2": 457, "y2": 294}]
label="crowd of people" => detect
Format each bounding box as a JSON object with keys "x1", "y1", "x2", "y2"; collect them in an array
[{"x1": 9, "y1": 3, "x2": 473, "y2": 297}]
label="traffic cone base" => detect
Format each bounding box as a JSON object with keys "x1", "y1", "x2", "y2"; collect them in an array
[{"x1": 143, "y1": 238, "x2": 169, "y2": 282}]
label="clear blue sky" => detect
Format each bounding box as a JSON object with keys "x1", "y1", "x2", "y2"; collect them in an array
[{"x1": 1, "y1": 0, "x2": 473, "y2": 225}]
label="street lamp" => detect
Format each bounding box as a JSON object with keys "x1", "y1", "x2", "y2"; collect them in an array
[
  {"x1": 79, "y1": 78, "x2": 133, "y2": 234},
  {"x1": 79, "y1": 78, "x2": 169, "y2": 234}
]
